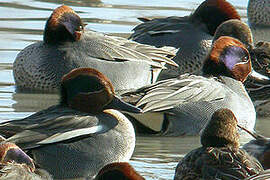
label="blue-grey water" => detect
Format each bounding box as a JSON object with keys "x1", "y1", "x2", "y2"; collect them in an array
[{"x1": 0, "y1": 0, "x2": 269, "y2": 179}]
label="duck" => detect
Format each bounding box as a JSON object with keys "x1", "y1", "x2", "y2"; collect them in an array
[
  {"x1": 13, "y1": 5, "x2": 177, "y2": 93},
  {"x1": 95, "y1": 162, "x2": 145, "y2": 180},
  {"x1": 237, "y1": 125, "x2": 270, "y2": 170},
  {"x1": 121, "y1": 36, "x2": 261, "y2": 136},
  {"x1": 0, "y1": 67, "x2": 142, "y2": 179},
  {"x1": 129, "y1": 0, "x2": 240, "y2": 80},
  {"x1": 0, "y1": 135, "x2": 52, "y2": 180},
  {"x1": 174, "y1": 108, "x2": 263, "y2": 180},
  {"x1": 212, "y1": 19, "x2": 270, "y2": 102},
  {"x1": 247, "y1": 0, "x2": 270, "y2": 43}
]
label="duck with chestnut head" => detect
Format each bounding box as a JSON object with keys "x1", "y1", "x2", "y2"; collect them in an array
[
  {"x1": 212, "y1": 19, "x2": 270, "y2": 115},
  {"x1": 0, "y1": 67, "x2": 142, "y2": 179},
  {"x1": 122, "y1": 36, "x2": 263, "y2": 136},
  {"x1": 130, "y1": 0, "x2": 240, "y2": 79},
  {"x1": 13, "y1": 5, "x2": 177, "y2": 93}
]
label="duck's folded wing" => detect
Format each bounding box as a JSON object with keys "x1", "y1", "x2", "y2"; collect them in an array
[
  {"x1": 0, "y1": 105, "x2": 118, "y2": 150},
  {"x1": 122, "y1": 74, "x2": 225, "y2": 112},
  {"x1": 81, "y1": 30, "x2": 178, "y2": 68},
  {"x1": 131, "y1": 16, "x2": 189, "y2": 39}
]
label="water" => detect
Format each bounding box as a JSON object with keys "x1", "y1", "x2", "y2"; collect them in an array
[{"x1": 0, "y1": 0, "x2": 269, "y2": 179}]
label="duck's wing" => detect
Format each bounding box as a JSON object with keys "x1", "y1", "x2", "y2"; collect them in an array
[
  {"x1": 131, "y1": 16, "x2": 189, "y2": 39},
  {"x1": 0, "y1": 105, "x2": 118, "y2": 150},
  {"x1": 79, "y1": 30, "x2": 178, "y2": 68},
  {"x1": 122, "y1": 74, "x2": 225, "y2": 112},
  {"x1": 129, "y1": 16, "x2": 197, "y2": 48}
]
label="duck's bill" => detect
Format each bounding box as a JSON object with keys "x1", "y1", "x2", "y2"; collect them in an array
[
  {"x1": 105, "y1": 96, "x2": 142, "y2": 113},
  {"x1": 248, "y1": 69, "x2": 270, "y2": 84}
]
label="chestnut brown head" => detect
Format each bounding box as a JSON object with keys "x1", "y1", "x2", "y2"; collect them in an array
[
  {"x1": 61, "y1": 68, "x2": 142, "y2": 114},
  {"x1": 44, "y1": 5, "x2": 85, "y2": 44}
]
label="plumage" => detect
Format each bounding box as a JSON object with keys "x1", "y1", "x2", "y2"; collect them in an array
[
  {"x1": 13, "y1": 5, "x2": 177, "y2": 93},
  {"x1": 130, "y1": 0, "x2": 240, "y2": 79},
  {"x1": 174, "y1": 109, "x2": 263, "y2": 180},
  {"x1": 0, "y1": 68, "x2": 141, "y2": 179},
  {"x1": 122, "y1": 36, "x2": 256, "y2": 136}
]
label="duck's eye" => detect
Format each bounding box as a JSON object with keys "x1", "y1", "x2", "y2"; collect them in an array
[
  {"x1": 242, "y1": 55, "x2": 249, "y2": 62},
  {"x1": 78, "y1": 25, "x2": 83, "y2": 31}
]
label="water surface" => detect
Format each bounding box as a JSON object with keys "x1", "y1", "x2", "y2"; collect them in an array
[{"x1": 0, "y1": 0, "x2": 269, "y2": 179}]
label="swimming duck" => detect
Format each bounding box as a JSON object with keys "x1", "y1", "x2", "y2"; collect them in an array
[
  {"x1": 212, "y1": 19, "x2": 270, "y2": 102},
  {"x1": 95, "y1": 162, "x2": 145, "y2": 180},
  {"x1": 0, "y1": 136, "x2": 52, "y2": 180},
  {"x1": 121, "y1": 36, "x2": 259, "y2": 136},
  {"x1": 238, "y1": 125, "x2": 270, "y2": 170},
  {"x1": 0, "y1": 67, "x2": 142, "y2": 179},
  {"x1": 130, "y1": 0, "x2": 240, "y2": 79},
  {"x1": 13, "y1": 5, "x2": 177, "y2": 93},
  {"x1": 174, "y1": 108, "x2": 263, "y2": 180},
  {"x1": 247, "y1": 0, "x2": 270, "y2": 43}
]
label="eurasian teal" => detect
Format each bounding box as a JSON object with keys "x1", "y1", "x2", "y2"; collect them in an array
[
  {"x1": 13, "y1": 5, "x2": 177, "y2": 93},
  {"x1": 95, "y1": 162, "x2": 145, "y2": 180},
  {"x1": 130, "y1": 0, "x2": 240, "y2": 79},
  {"x1": 247, "y1": 0, "x2": 270, "y2": 43},
  {"x1": 174, "y1": 108, "x2": 263, "y2": 180},
  {"x1": 212, "y1": 19, "x2": 270, "y2": 102},
  {"x1": 0, "y1": 136, "x2": 52, "y2": 180},
  {"x1": 238, "y1": 125, "x2": 270, "y2": 170},
  {"x1": 0, "y1": 67, "x2": 142, "y2": 179},
  {"x1": 122, "y1": 36, "x2": 259, "y2": 136}
]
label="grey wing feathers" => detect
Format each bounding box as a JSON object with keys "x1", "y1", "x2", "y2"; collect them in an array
[
  {"x1": 131, "y1": 16, "x2": 189, "y2": 39},
  {"x1": 0, "y1": 105, "x2": 117, "y2": 150},
  {"x1": 124, "y1": 74, "x2": 225, "y2": 112},
  {"x1": 83, "y1": 30, "x2": 178, "y2": 68}
]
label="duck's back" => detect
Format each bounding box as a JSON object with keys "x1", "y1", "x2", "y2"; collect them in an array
[{"x1": 160, "y1": 76, "x2": 255, "y2": 136}]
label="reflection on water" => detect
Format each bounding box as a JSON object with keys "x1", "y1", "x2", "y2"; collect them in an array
[{"x1": 0, "y1": 0, "x2": 269, "y2": 179}]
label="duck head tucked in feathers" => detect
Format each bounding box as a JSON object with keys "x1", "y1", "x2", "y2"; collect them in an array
[
  {"x1": 174, "y1": 108, "x2": 263, "y2": 180},
  {"x1": 44, "y1": 5, "x2": 85, "y2": 44},
  {"x1": 60, "y1": 67, "x2": 142, "y2": 114},
  {"x1": 200, "y1": 108, "x2": 239, "y2": 149}
]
